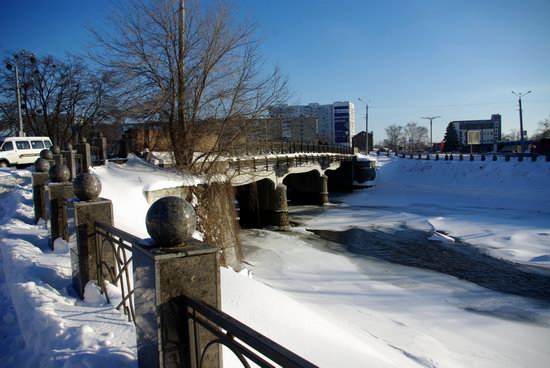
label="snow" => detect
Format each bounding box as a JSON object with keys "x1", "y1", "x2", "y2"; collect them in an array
[{"x1": 1, "y1": 155, "x2": 549, "y2": 367}]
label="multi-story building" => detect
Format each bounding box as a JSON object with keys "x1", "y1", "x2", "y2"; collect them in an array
[
  {"x1": 333, "y1": 101, "x2": 355, "y2": 146},
  {"x1": 451, "y1": 114, "x2": 502, "y2": 151},
  {"x1": 246, "y1": 117, "x2": 318, "y2": 143},
  {"x1": 269, "y1": 101, "x2": 355, "y2": 146},
  {"x1": 352, "y1": 131, "x2": 373, "y2": 153}
]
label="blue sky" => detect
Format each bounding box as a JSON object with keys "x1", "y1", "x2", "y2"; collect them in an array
[{"x1": 1, "y1": 0, "x2": 549, "y2": 142}]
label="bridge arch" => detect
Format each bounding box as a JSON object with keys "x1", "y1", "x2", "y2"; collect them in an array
[
  {"x1": 235, "y1": 178, "x2": 288, "y2": 228},
  {"x1": 282, "y1": 169, "x2": 328, "y2": 206}
]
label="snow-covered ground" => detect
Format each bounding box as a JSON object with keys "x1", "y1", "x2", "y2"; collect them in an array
[{"x1": 1, "y1": 155, "x2": 549, "y2": 367}]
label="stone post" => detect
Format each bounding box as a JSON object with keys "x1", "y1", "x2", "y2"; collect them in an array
[
  {"x1": 40, "y1": 147, "x2": 55, "y2": 168},
  {"x1": 119, "y1": 134, "x2": 129, "y2": 159},
  {"x1": 32, "y1": 157, "x2": 50, "y2": 224},
  {"x1": 46, "y1": 161, "x2": 73, "y2": 249},
  {"x1": 66, "y1": 173, "x2": 113, "y2": 299},
  {"x1": 51, "y1": 145, "x2": 63, "y2": 166},
  {"x1": 77, "y1": 138, "x2": 92, "y2": 174},
  {"x1": 134, "y1": 197, "x2": 221, "y2": 368},
  {"x1": 93, "y1": 132, "x2": 108, "y2": 165},
  {"x1": 63, "y1": 144, "x2": 77, "y2": 181}
]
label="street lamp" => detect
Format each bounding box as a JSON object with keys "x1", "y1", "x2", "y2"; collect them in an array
[
  {"x1": 5, "y1": 51, "x2": 36, "y2": 137},
  {"x1": 511, "y1": 90, "x2": 531, "y2": 154},
  {"x1": 358, "y1": 98, "x2": 370, "y2": 154},
  {"x1": 421, "y1": 116, "x2": 441, "y2": 151}
]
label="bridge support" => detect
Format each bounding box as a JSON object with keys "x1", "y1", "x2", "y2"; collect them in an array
[
  {"x1": 236, "y1": 179, "x2": 288, "y2": 228},
  {"x1": 326, "y1": 158, "x2": 355, "y2": 192},
  {"x1": 284, "y1": 171, "x2": 329, "y2": 206},
  {"x1": 272, "y1": 183, "x2": 289, "y2": 227}
]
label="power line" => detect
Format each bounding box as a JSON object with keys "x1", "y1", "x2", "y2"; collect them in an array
[{"x1": 369, "y1": 100, "x2": 549, "y2": 110}]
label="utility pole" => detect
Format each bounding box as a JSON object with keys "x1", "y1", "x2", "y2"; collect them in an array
[
  {"x1": 512, "y1": 90, "x2": 531, "y2": 154},
  {"x1": 358, "y1": 98, "x2": 370, "y2": 153},
  {"x1": 5, "y1": 61, "x2": 25, "y2": 137},
  {"x1": 177, "y1": 0, "x2": 187, "y2": 163},
  {"x1": 421, "y1": 116, "x2": 440, "y2": 151}
]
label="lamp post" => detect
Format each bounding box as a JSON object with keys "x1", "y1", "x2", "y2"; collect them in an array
[
  {"x1": 358, "y1": 98, "x2": 370, "y2": 154},
  {"x1": 512, "y1": 90, "x2": 531, "y2": 154},
  {"x1": 5, "y1": 52, "x2": 36, "y2": 137},
  {"x1": 421, "y1": 116, "x2": 440, "y2": 151}
]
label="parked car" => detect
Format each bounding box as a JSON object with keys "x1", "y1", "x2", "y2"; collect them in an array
[{"x1": 0, "y1": 136, "x2": 53, "y2": 167}]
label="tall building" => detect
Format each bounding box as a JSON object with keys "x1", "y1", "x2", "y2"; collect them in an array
[
  {"x1": 269, "y1": 101, "x2": 355, "y2": 146},
  {"x1": 451, "y1": 114, "x2": 502, "y2": 150},
  {"x1": 246, "y1": 117, "x2": 318, "y2": 143},
  {"x1": 333, "y1": 101, "x2": 355, "y2": 146}
]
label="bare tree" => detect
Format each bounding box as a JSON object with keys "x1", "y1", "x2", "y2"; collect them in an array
[
  {"x1": 383, "y1": 124, "x2": 404, "y2": 151},
  {"x1": 502, "y1": 129, "x2": 521, "y2": 141},
  {"x1": 90, "y1": 0, "x2": 288, "y2": 171},
  {"x1": 0, "y1": 52, "x2": 115, "y2": 145},
  {"x1": 533, "y1": 115, "x2": 550, "y2": 139},
  {"x1": 403, "y1": 122, "x2": 429, "y2": 151}
]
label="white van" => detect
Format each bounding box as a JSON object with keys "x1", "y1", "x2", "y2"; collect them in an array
[{"x1": 0, "y1": 136, "x2": 53, "y2": 167}]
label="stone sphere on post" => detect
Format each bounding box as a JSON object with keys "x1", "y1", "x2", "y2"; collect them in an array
[
  {"x1": 34, "y1": 158, "x2": 50, "y2": 173},
  {"x1": 73, "y1": 173, "x2": 102, "y2": 201},
  {"x1": 65, "y1": 143, "x2": 73, "y2": 151},
  {"x1": 40, "y1": 149, "x2": 53, "y2": 160},
  {"x1": 145, "y1": 196, "x2": 197, "y2": 247},
  {"x1": 51, "y1": 145, "x2": 61, "y2": 154},
  {"x1": 48, "y1": 164, "x2": 71, "y2": 183}
]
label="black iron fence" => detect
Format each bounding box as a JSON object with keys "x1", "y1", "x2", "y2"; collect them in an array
[
  {"x1": 94, "y1": 221, "x2": 139, "y2": 322},
  {"x1": 397, "y1": 151, "x2": 549, "y2": 162},
  {"x1": 181, "y1": 295, "x2": 317, "y2": 368}
]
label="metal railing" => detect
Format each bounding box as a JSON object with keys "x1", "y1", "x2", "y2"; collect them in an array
[
  {"x1": 227, "y1": 153, "x2": 350, "y2": 174},
  {"x1": 91, "y1": 221, "x2": 318, "y2": 367},
  {"x1": 94, "y1": 221, "x2": 140, "y2": 322},
  {"x1": 230, "y1": 141, "x2": 353, "y2": 157},
  {"x1": 181, "y1": 295, "x2": 317, "y2": 368}
]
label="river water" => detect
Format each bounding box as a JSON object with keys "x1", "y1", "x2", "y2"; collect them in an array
[{"x1": 287, "y1": 204, "x2": 550, "y2": 303}]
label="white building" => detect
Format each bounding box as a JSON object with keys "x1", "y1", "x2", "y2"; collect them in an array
[
  {"x1": 451, "y1": 114, "x2": 502, "y2": 150},
  {"x1": 268, "y1": 101, "x2": 355, "y2": 146}
]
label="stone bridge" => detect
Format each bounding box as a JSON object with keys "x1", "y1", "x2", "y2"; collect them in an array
[{"x1": 145, "y1": 143, "x2": 374, "y2": 229}]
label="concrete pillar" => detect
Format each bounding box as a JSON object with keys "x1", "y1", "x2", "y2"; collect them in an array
[
  {"x1": 93, "y1": 133, "x2": 108, "y2": 165},
  {"x1": 270, "y1": 183, "x2": 289, "y2": 227},
  {"x1": 319, "y1": 174, "x2": 329, "y2": 205},
  {"x1": 32, "y1": 172, "x2": 49, "y2": 224},
  {"x1": 119, "y1": 134, "x2": 129, "y2": 158},
  {"x1": 134, "y1": 197, "x2": 220, "y2": 368},
  {"x1": 63, "y1": 144, "x2": 77, "y2": 181},
  {"x1": 47, "y1": 159, "x2": 73, "y2": 249},
  {"x1": 67, "y1": 198, "x2": 114, "y2": 299},
  {"x1": 77, "y1": 139, "x2": 92, "y2": 174},
  {"x1": 47, "y1": 182, "x2": 74, "y2": 249}
]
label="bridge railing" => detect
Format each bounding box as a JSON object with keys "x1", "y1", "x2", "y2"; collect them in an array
[{"x1": 230, "y1": 141, "x2": 353, "y2": 157}]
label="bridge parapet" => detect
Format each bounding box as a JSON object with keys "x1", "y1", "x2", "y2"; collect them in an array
[{"x1": 227, "y1": 152, "x2": 352, "y2": 186}]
